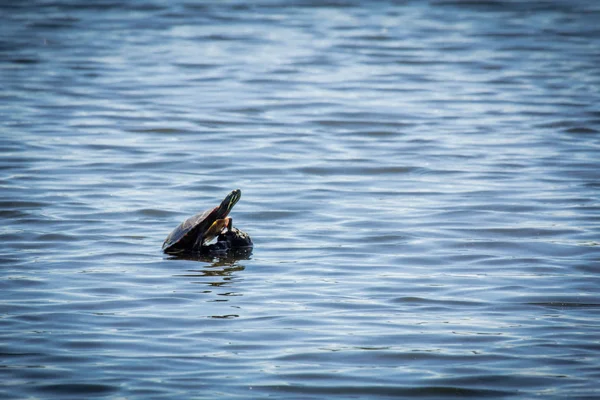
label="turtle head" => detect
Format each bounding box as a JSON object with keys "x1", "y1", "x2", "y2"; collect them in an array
[{"x1": 217, "y1": 189, "x2": 241, "y2": 218}]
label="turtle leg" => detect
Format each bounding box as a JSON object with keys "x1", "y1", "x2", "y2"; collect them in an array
[
  {"x1": 192, "y1": 233, "x2": 204, "y2": 251},
  {"x1": 201, "y1": 219, "x2": 229, "y2": 249},
  {"x1": 226, "y1": 217, "x2": 232, "y2": 231}
]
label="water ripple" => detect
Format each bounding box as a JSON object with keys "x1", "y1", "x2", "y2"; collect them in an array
[{"x1": 1, "y1": 0, "x2": 599, "y2": 399}]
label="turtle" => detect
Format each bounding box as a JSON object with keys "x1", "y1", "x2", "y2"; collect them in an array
[{"x1": 162, "y1": 189, "x2": 242, "y2": 254}]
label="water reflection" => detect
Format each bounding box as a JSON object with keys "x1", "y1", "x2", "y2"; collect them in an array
[
  {"x1": 165, "y1": 247, "x2": 252, "y2": 264},
  {"x1": 173, "y1": 261, "x2": 246, "y2": 288}
]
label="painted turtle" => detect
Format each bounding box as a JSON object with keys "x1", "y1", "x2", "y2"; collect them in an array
[{"x1": 162, "y1": 189, "x2": 242, "y2": 254}]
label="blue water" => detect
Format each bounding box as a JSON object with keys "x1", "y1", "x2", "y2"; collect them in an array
[{"x1": 2, "y1": 1, "x2": 600, "y2": 398}]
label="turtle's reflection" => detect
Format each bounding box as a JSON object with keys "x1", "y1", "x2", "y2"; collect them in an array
[
  {"x1": 167, "y1": 248, "x2": 252, "y2": 264},
  {"x1": 173, "y1": 262, "x2": 246, "y2": 292},
  {"x1": 173, "y1": 261, "x2": 245, "y2": 320},
  {"x1": 176, "y1": 262, "x2": 245, "y2": 278}
]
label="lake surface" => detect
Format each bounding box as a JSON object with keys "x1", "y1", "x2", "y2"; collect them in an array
[{"x1": 2, "y1": 0, "x2": 600, "y2": 398}]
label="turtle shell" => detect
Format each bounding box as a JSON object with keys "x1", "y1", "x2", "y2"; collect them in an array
[{"x1": 162, "y1": 207, "x2": 218, "y2": 254}]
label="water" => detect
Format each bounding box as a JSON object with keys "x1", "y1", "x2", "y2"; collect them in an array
[{"x1": 2, "y1": 0, "x2": 600, "y2": 398}]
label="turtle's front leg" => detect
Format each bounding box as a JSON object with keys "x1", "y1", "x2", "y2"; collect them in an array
[{"x1": 226, "y1": 217, "x2": 233, "y2": 231}]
